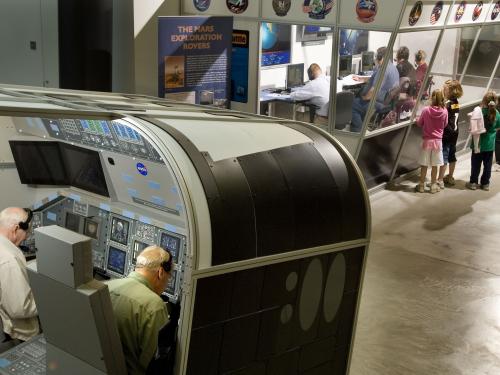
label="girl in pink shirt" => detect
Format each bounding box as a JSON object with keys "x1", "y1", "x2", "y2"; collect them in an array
[{"x1": 415, "y1": 89, "x2": 448, "y2": 193}]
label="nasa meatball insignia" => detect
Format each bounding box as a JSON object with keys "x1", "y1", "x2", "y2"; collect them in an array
[
  {"x1": 356, "y1": 0, "x2": 378, "y2": 24},
  {"x1": 302, "y1": 0, "x2": 334, "y2": 20},
  {"x1": 136, "y1": 163, "x2": 148, "y2": 176},
  {"x1": 273, "y1": 0, "x2": 291, "y2": 16}
]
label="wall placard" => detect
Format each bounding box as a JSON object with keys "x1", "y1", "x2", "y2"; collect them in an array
[
  {"x1": 339, "y1": 0, "x2": 406, "y2": 30},
  {"x1": 158, "y1": 16, "x2": 233, "y2": 108},
  {"x1": 262, "y1": 0, "x2": 337, "y2": 24}
]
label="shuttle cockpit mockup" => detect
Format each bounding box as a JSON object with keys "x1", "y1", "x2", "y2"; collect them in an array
[{"x1": 0, "y1": 85, "x2": 370, "y2": 375}]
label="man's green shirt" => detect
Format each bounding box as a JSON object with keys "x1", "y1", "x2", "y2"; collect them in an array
[{"x1": 107, "y1": 272, "x2": 168, "y2": 375}]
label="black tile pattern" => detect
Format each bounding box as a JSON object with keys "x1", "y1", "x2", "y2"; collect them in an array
[{"x1": 187, "y1": 249, "x2": 365, "y2": 375}]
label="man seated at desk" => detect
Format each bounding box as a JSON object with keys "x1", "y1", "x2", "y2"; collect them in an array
[
  {"x1": 350, "y1": 47, "x2": 399, "y2": 132},
  {"x1": 289, "y1": 63, "x2": 330, "y2": 126}
]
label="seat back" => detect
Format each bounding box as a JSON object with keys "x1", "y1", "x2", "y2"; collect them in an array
[
  {"x1": 335, "y1": 91, "x2": 354, "y2": 129},
  {"x1": 28, "y1": 226, "x2": 127, "y2": 375}
]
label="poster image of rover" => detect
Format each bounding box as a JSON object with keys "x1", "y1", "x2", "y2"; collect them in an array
[{"x1": 165, "y1": 56, "x2": 185, "y2": 89}]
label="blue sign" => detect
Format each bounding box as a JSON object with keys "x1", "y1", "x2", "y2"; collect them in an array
[
  {"x1": 158, "y1": 16, "x2": 233, "y2": 108},
  {"x1": 231, "y1": 30, "x2": 249, "y2": 103},
  {"x1": 136, "y1": 163, "x2": 148, "y2": 176}
]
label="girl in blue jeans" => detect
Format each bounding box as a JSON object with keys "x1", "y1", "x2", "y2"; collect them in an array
[{"x1": 466, "y1": 91, "x2": 500, "y2": 191}]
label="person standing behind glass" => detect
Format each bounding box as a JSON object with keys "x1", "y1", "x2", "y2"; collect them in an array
[
  {"x1": 414, "y1": 50, "x2": 428, "y2": 97},
  {"x1": 395, "y1": 46, "x2": 416, "y2": 81},
  {"x1": 351, "y1": 46, "x2": 399, "y2": 132}
]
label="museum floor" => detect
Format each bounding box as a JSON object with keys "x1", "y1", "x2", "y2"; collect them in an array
[{"x1": 350, "y1": 156, "x2": 500, "y2": 375}]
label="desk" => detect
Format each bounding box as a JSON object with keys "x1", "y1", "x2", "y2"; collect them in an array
[
  {"x1": 259, "y1": 90, "x2": 307, "y2": 120},
  {"x1": 337, "y1": 74, "x2": 367, "y2": 92}
]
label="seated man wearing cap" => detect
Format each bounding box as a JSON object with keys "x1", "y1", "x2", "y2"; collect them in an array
[
  {"x1": 0, "y1": 207, "x2": 39, "y2": 348},
  {"x1": 107, "y1": 245, "x2": 172, "y2": 375}
]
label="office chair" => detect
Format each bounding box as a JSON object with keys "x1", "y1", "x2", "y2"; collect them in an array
[{"x1": 334, "y1": 91, "x2": 354, "y2": 130}]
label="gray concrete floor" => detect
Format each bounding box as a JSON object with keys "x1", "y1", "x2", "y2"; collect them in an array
[{"x1": 350, "y1": 157, "x2": 500, "y2": 375}]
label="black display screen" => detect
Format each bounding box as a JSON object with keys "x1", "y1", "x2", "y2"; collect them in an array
[
  {"x1": 65, "y1": 212, "x2": 81, "y2": 232},
  {"x1": 133, "y1": 241, "x2": 149, "y2": 265},
  {"x1": 9, "y1": 140, "x2": 109, "y2": 197},
  {"x1": 159, "y1": 232, "x2": 180, "y2": 262},
  {"x1": 84, "y1": 218, "x2": 99, "y2": 240},
  {"x1": 60, "y1": 143, "x2": 109, "y2": 197},
  {"x1": 107, "y1": 246, "x2": 127, "y2": 275},
  {"x1": 9, "y1": 141, "x2": 68, "y2": 185},
  {"x1": 110, "y1": 217, "x2": 130, "y2": 245}
]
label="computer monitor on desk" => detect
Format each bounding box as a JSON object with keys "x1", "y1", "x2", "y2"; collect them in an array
[
  {"x1": 338, "y1": 55, "x2": 352, "y2": 79},
  {"x1": 286, "y1": 63, "x2": 304, "y2": 90},
  {"x1": 361, "y1": 51, "x2": 374, "y2": 73}
]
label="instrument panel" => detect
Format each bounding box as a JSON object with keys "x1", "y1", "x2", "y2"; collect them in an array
[{"x1": 28, "y1": 196, "x2": 185, "y2": 302}]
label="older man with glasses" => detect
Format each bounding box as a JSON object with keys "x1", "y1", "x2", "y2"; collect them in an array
[{"x1": 0, "y1": 207, "x2": 39, "y2": 351}]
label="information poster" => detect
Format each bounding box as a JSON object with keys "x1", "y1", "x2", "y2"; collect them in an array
[
  {"x1": 158, "y1": 16, "x2": 233, "y2": 108},
  {"x1": 231, "y1": 30, "x2": 249, "y2": 103}
]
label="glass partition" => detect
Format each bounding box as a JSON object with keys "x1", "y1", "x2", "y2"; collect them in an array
[
  {"x1": 334, "y1": 29, "x2": 391, "y2": 133},
  {"x1": 461, "y1": 24, "x2": 500, "y2": 103},
  {"x1": 490, "y1": 57, "x2": 500, "y2": 91},
  {"x1": 364, "y1": 29, "x2": 441, "y2": 132},
  {"x1": 259, "y1": 22, "x2": 333, "y2": 129}
]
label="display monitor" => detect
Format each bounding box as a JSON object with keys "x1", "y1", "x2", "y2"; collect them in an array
[
  {"x1": 60, "y1": 143, "x2": 109, "y2": 197},
  {"x1": 286, "y1": 63, "x2": 304, "y2": 89},
  {"x1": 159, "y1": 232, "x2": 180, "y2": 263},
  {"x1": 9, "y1": 141, "x2": 68, "y2": 186},
  {"x1": 65, "y1": 212, "x2": 81, "y2": 233},
  {"x1": 261, "y1": 22, "x2": 291, "y2": 67},
  {"x1": 338, "y1": 55, "x2": 353, "y2": 78},
  {"x1": 132, "y1": 241, "x2": 149, "y2": 265},
  {"x1": 362, "y1": 51, "x2": 375, "y2": 72},
  {"x1": 107, "y1": 246, "x2": 127, "y2": 275},
  {"x1": 110, "y1": 217, "x2": 130, "y2": 245},
  {"x1": 297, "y1": 25, "x2": 333, "y2": 43},
  {"x1": 84, "y1": 218, "x2": 99, "y2": 240}
]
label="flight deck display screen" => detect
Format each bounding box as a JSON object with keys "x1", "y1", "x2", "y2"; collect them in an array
[
  {"x1": 110, "y1": 217, "x2": 130, "y2": 245},
  {"x1": 159, "y1": 232, "x2": 180, "y2": 262},
  {"x1": 133, "y1": 241, "x2": 149, "y2": 265},
  {"x1": 107, "y1": 246, "x2": 127, "y2": 275},
  {"x1": 84, "y1": 218, "x2": 99, "y2": 240},
  {"x1": 65, "y1": 212, "x2": 81, "y2": 232}
]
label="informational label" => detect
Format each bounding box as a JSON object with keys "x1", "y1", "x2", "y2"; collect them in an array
[
  {"x1": 158, "y1": 16, "x2": 233, "y2": 108},
  {"x1": 231, "y1": 30, "x2": 249, "y2": 103}
]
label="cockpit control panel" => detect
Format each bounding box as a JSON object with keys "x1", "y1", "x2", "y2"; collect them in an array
[{"x1": 26, "y1": 195, "x2": 185, "y2": 302}]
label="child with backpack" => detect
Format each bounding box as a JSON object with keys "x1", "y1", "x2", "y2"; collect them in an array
[
  {"x1": 415, "y1": 89, "x2": 448, "y2": 193},
  {"x1": 466, "y1": 91, "x2": 500, "y2": 191},
  {"x1": 438, "y1": 80, "x2": 463, "y2": 188}
]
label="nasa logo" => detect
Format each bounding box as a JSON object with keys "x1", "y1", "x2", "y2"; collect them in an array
[
  {"x1": 226, "y1": 0, "x2": 248, "y2": 14},
  {"x1": 273, "y1": 0, "x2": 291, "y2": 16},
  {"x1": 472, "y1": 1, "x2": 483, "y2": 21},
  {"x1": 303, "y1": 0, "x2": 334, "y2": 20},
  {"x1": 136, "y1": 163, "x2": 148, "y2": 176},
  {"x1": 356, "y1": 0, "x2": 378, "y2": 24},
  {"x1": 408, "y1": 1, "x2": 423, "y2": 26},
  {"x1": 492, "y1": 1, "x2": 500, "y2": 20},
  {"x1": 430, "y1": 1, "x2": 443, "y2": 25},
  {"x1": 193, "y1": 0, "x2": 211, "y2": 12},
  {"x1": 455, "y1": 1, "x2": 467, "y2": 23}
]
